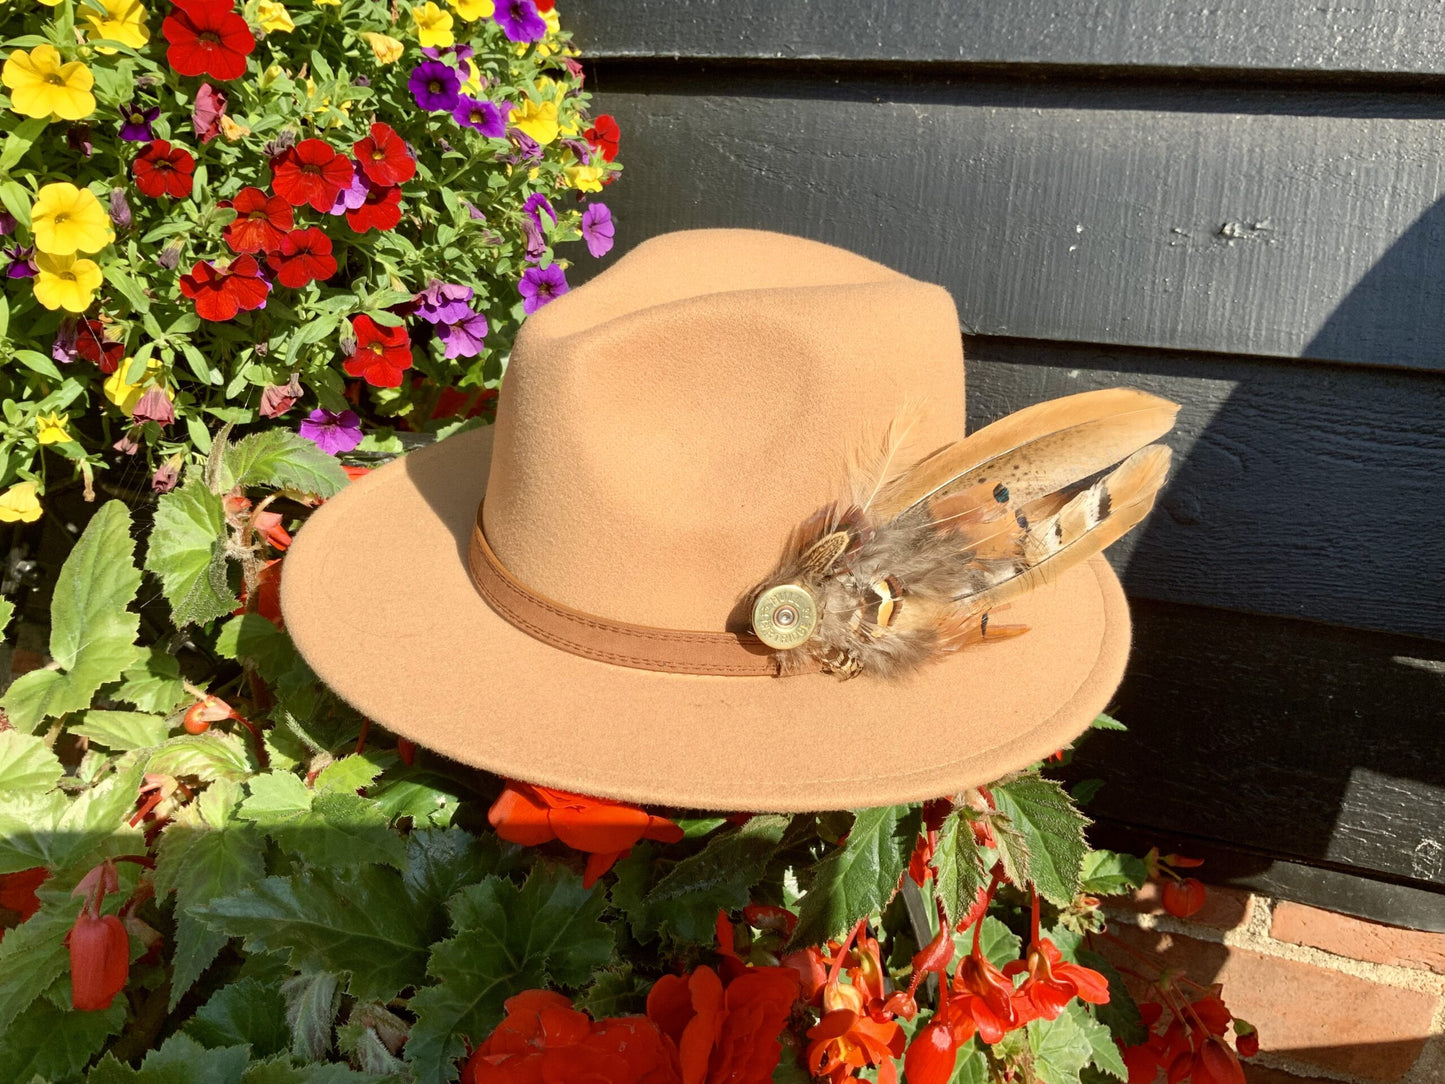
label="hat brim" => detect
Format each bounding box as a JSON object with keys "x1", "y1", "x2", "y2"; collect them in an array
[{"x1": 280, "y1": 426, "x2": 1130, "y2": 812}]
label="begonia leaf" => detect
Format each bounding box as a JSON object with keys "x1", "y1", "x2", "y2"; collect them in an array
[
  {"x1": 1028, "y1": 1003, "x2": 1098, "y2": 1084},
  {"x1": 1, "y1": 501, "x2": 141, "y2": 732},
  {"x1": 0, "y1": 998, "x2": 125, "y2": 1084},
  {"x1": 990, "y1": 775, "x2": 1089, "y2": 906},
  {"x1": 113, "y1": 648, "x2": 189, "y2": 715},
  {"x1": 74, "y1": 709, "x2": 171, "y2": 751},
  {"x1": 217, "y1": 429, "x2": 348, "y2": 498},
  {"x1": 184, "y1": 977, "x2": 290, "y2": 1057},
  {"x1": 932, "y1": 811, "x2": 988, "y2": 927},
  {"x1": 87, "y1": 1034, "x2": 250, "y2": 1084},
  {"x1": 146, "y1": 478, "x2": 237, "y2": 628},
  {"x1": 0, "y1": 729, "x2": 63, "y2": 795},
  {"x1": 0, "y1": 891, "x2": 84, "y2": 1032}
]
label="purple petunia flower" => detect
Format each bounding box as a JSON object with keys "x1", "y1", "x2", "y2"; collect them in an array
[
  {"x1": 581, "y1": 202, "x2": 614, "y2": 259},
  {"x1": 560, "y1": 137, "x2": 591, "y2": 165},
  {"x1": 522, "y1": 192, "x2": 556, "y2": 230},
  {"x1": 522, "y1": 217, "x2": 546, "y2": 263},
  {"x1": 438, "y1": 310, "x2": 489, "y2": 359},
  {"x1": 3, "y1": 244, "x2": 34, "y2": 280},
  {"x1": 119, "y1": 102, "x2": 160, "y2": 142},
  {"x1": 299, "y1": 408, "x2": 364, "y2": 455},
  {"x1": 495, "y1": 0, "x2": 546, "y2": 42},
  {"x1": 507, "y1": 128, "x2": 543, "y2": 162},
  {"x1": 414, "y1": 280, "x2": 475, "y2": 325},
  {"x1": 409, "y1": 61, "x2": 462, "y2": 112},
  {"x1": 132, "y1": 387, "x2": 175, "y2": 427},
  {"x1": 53, "y1": 318, "x2": 80, "y2": 364},
  {"x1": 327, "y1": 159, "x2": 368, "y2": 215},
  {"x1": 151, "y1": 462, "x2": 180, "y2": 494},
  {"x1": 453, "y1": 96, "x2": 510, "y2": 137},
  {"x1": 519, "y1": 263, "x2": 568, "y2": 314},
  {"x1": 423, "y1": 43, "x2": 474, "y2": 64}
]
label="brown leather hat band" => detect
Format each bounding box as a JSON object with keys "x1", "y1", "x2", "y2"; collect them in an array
[{"x1": 467, "y1": 504, "x2": 796, "y2": 676}]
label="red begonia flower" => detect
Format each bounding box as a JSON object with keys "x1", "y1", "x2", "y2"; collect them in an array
[
  {"x1": 67, "y1": 910, "x2": 129, "y2": 1011},
  {"x1": 1003, "y1": 937, "x2": 1110, "y2": 1021},
  {"x1": 904, "y1": 1021, "x2": 959, "y2": 1084},
  {"x1": 77, "y1": 319, "x2": 124, "y2": 373},
  {"x1": 345, "y1": 182, "x2": 403, "y2": 233},
  {"x1": 222, "y1": 187, "x2": 293, "y2": 254},
  {"x1": 646, "y1": 964, "x2": 799, "y2": 1084},
  {"x1": 179, "y1": 255, "x2": 270, "y2": 321},
  {"x1": 1193, "y1": 1036, "x2": 1247, "y2": 1084},
  {"x1": 132, "y1": 140, "x2": 195, "y2": 200},
  {"x1": 342, "y1": 313, "x2": 413, "y2": 388},
  {"x1": 354, "y1": 122, "x2": 416, "y2": 187},
  {"x1": 271, "y1": 139, "x2": 352, "y2": 212},
  {"x1": 0, "y1": 867, "x2": 48, "y2": 923},
  {"x1": 233, "y1": 557, "x2": 284, "y2": 628},
  {"x1": 162, "y1": 0, "x2": 256, "y2": 81},
  {"x1": 487, "y1": 780, "x2": 684, "y2": 888},
  {"x1": 268, "y1": 227, "x2": 337, "y2": 289},
  {"x1": 584, "y1": 113, "x2": 620, "y2": 162},
  {"x1": 1161, "y1": 877, "x2": 1207, "y2": 918},
  {"x1": 948, "y1": 952, "x2": 1021, "y2": 1045}
]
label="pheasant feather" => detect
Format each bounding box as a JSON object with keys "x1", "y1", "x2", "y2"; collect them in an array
[{"x1": 746, "y1": 389, "x2": 1179, "y2": 678}]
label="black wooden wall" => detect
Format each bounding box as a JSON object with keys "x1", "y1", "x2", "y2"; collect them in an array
[{"x1": 566, "y1": 0, "x2": 1445, "y2": 928}]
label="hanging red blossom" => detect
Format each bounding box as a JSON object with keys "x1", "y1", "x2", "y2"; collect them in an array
[
  {"x1": 162, "y1": 0, "x2": 256, "y2": 81},
  {"x1": 1004, "y1": 936, "x2": 1110, "y2": 1021},
  {"x1": 132, "y1": 140, "x2": 196, "y2": 199},
  {"x1": 345, "y1": 182, "x2": 403, "y2": 233},
  {"x1": 271, "y1": 139, "x2": 352, "y2": 212},
  {"x1": 222, "y1": 186, "x2": 293, "y2": 254},
  {"x1": 267, "y1": 227, "x2": 337, "y2": 289},
  {"x1": 179, "y1": 255, "x2": 270, "y2": 321},
  {"x1": 584, "y1": 113, "x2": 620, "y2": 162},
  {"x1": 488, "y1": 780, "x2": 684, "y2": 888},
  {"x1": 77, "y1": 319, "x2": 124, "y2": 373},
  {"x1": 646, "y1": 964, "x2": 799, "y2": 1084},
  {"x1": 68, "y1": 911, "x2": 129, "y2": 1011},
  {"x1": 0, "y1": 867, "x2": 48, "y2": 924},
  {"x1": 353, "y1": 122, "x2": 416, "y2": 187},
  {"x1": 342, "y1": 313, "x2": 414, "y2": 388}
]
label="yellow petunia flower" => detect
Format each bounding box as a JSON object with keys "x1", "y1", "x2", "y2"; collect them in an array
[
  {"x1": 256, "y1": 0, "x2": 294, "y2": 33},
  {"x1": 2, "y1": 45, "x2": 96, "y2": 122},
  {"x1": 0, "y1": 483, "x2": 42, "y2": 524},
  {"x1": 565, "y1": 161, "x2": 605, "y2": 193},
  {"x1": 103, "y1": 360, "x2": 170, "y2": 415},
  {"x1": 461, "y1": 56, "x2": 481, "y2": 94},
  {"x1": 31, "y1": 183, "x2": 113, "y2": 256},
  {"x1": 411, "y1": 2, "x2": 454, "y2": 47},
  {"x1": 219, "y1": 114, "x2": 251, "y2": 141},
  {"x1": 33, "y1": 252, "x2": 104, "y2": 313},
  {"x1": 512, "y1": 97, "x2": 559, "y2": 145},
  {"x1": 449, "y1": 0, "x2": 492, "y2": 20},
  {"x1": 83, "y1": 0, "x2": 150, "y2": 53},
  {"x1": 360, "y1": 31, "x2": 405, "y2": 65},
  {"x1": 312, "y1": 0, "x2": 339, "y2": 6},
  {"x1": 35, "y1": 412, "x2": 72, "y2": 445}
]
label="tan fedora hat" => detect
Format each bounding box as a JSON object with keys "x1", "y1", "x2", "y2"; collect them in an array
[{"x1": 280, "y1": 229, "x2": 1171, "y2": 812}]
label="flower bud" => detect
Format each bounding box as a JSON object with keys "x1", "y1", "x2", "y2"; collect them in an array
[
  {"x1": 0, "y1": 210, "x2": 14, "y2": 237},
  {"x1": 157, "y1": 239, "x2": 183, "y2": 271},
  {"x1": 132, "y1": 387, "x2": 175, "y2": 427},
  {"x1": 259, "y1": 372, "x2": 303, "y2": 418},
  {"x1": 109, "y1": 188, "x2": 132, "y2": 230},
  {"x1": 1161, "y1": 877, "x2": 1207, "y2": 918},
  {"x1": 151, "y1": 460, "x2": 180, "y2": 494},
  {"x1": 68, "y1": 911, "x2": 129, "y2": 1011}
]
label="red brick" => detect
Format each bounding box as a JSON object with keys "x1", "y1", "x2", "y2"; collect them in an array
[
  {"x1": 1099, "y1": 924, "x2": 1440, "y2": 1082},
  {"x1": 1271, "y1": 901, "x2": 1445, "y2": 975},
  {"x1": 1110, "y1": 880, "x2": 1253, "y2": 931}
]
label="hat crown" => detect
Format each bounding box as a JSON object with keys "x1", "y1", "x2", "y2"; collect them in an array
[{"x1": 483, "y1": 229, "x2": 966, "y2": 630}]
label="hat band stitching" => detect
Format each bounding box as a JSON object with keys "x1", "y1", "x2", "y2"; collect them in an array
[{"x1": 467, "y1": 503, "x2": 810, "y2": 677}]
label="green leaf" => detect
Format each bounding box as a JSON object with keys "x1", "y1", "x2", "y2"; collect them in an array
[
  {"x1": 1028, "y1": 1004, "x2": 1095, "y2": 1084},
  {"x1": 0, "y1": 893, "x2": 84, "y2": 1032},
  {"x1": 0, "y1": 758, "x2": 148, "y2": 874},
  {"x1": 1077, "y1": 949, "x2": 1146, "y2": 1047},
  {"x1": 576, "y1": 964, "x2": 651, "y2": 1019},
  {"x1": 185, "y1": 977, "x2": 290, "y2": 1057},
  {"x1": 405, "y1": 866, "x2": 614, "y2": 1084},
  {"x1": 145, "y1": 477, "x2": 237, "y2": 627},
  {"x1": 948, "y1": 1041, "x2": 990, "y2": 1084},
  {"x1": 625, "y1": 814, "x2": 788, "y2": 944},
  {"x1": 991, "y1": 775, "x2": 1089, "y2": 906},
  {"x1": 1074, "y1": 1001, "x2": 1130, "y2": 1081},
  {"x1": 0, "y1": 597, "x2": 13, "y2": 637},
  {"x1": 87, "y1": 1034, "x2": 250, "y2": 1084},
  {"x1": 281, "y1": 971, "x2": 343, "y2": 1062},
  {"x1": 114, "y1": 648, "x2": 189, "y2": 714},
  {"x1": 214, "y1": 614, "x2": 302, "y2": 679},
  {"x1": 1090, "y1": 713, "x2": 1127, "y2": 731},
  {"x1": 1, "y1": 502, "x2": 141, "y2": 732},
  {"x1": 788, "y1": 803, "x2": 921, "y2": 951},
  {"x1": 198, "y1": 865, "x2": 434, "y2": 1002},
  {"x1": 0, "y1": 998, "x2": 125, "y2": 1084},
  {"x1": 74, "y1": 709, "x2": 170, "y2": 751},
  {"x1": 218, "y1": 430, "x2": 348, "y2": 498},
  {"x1": 933, "y1": 812, "x2": 987, "y2": 927},
  {"x1": 402, "y1": 827, "x2": 506, "y2": 910},
  {"x1": 238, "y1": 773, "x2": 406, "y2": 871},
  {"x1": 0, "y1": 730, "x2": 63, "y2": 794},
  {"x1": 147, "y1": 732, "x2": 256, "y2": 783},
  {"x1": 975, "y1": 915, "x2": 1023, "y2": 970},
  {"x1": 240, "y1": 1057, "x2": 389, "y2": 1084},
  {"x1": 155, "y1": 780, "x2": 266, "y2": 1008},
  {"x1": 1079, "y1": 849, "x2": 1148, "y2": 897},
  {"x1": 0, "y1": 119, "x2": 45, "y2": 173}
]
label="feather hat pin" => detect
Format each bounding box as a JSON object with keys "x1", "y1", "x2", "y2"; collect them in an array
[{"x1": 747, "y1": 388, "x2": 1179, "y2": 678}]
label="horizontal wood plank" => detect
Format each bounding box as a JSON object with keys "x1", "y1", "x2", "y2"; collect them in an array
[
  {"x1": 963, "y1": 337, "x2": 1445, "y2": 640},
  {"x1": 569, "y1": 0, "x2": 1445, "y2": 77},
  {"x1": 582, "y1": 77, "x2": 1445, "y2": 370},
  {"x1": 1065, "y1": 599, "x2": 1445, "y2": 889}
]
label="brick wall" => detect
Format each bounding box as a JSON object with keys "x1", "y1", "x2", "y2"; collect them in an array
[{"x1": 1101, "y1": 882, "x2": 1445, "y2": 1083}]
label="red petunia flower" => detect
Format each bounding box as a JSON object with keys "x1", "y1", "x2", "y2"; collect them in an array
[
  {"x1": 488, "y1": 780, "x2": 684, "y2": 888},
  {"x1": 345, "y1": 182, "x2": 402, "y2": 233},
  {"x1": 342, "y1": 314, "x2": 413, "y2": 388},
  {"x1": 162, "y1": 0, "x2": 256, "y2": 82},
  {"x1": 353, "y1": 122, "x2": 416, "y2": 187},
  {"x1": 222, "y1": 186, "x2": 293, "y2": 254},
  {"x1": 132, "y1": 140, "x2": 196, "y2": 200},
  {"x1": 179, "y1": 255, "x2": 270, "y2": 321},
  {"x1": 76, "y1": 319, "x2": 124, "y2": 373},
  {"x1": 584, "y1": 114, "x2": 620, "y2": 162},
  {"x1": 271, "y1": 139, "x2": 352, "y2": 212},
  {"x1": 267, "y1": 226, "x2": 337, "y2": 289}
]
